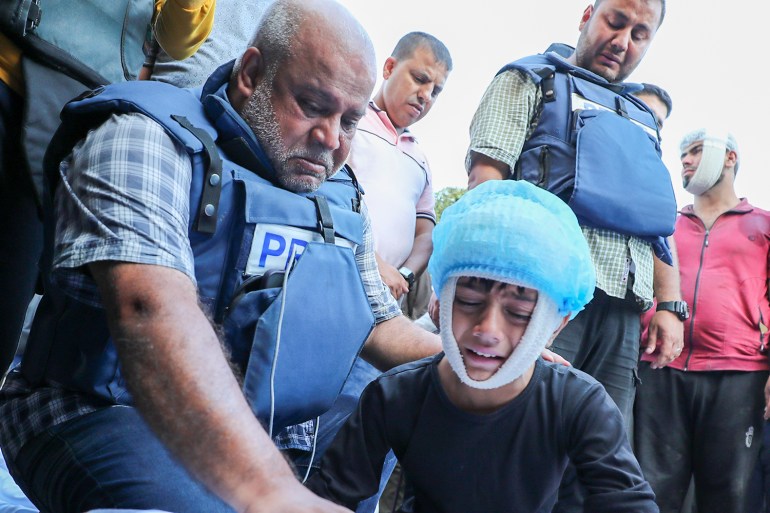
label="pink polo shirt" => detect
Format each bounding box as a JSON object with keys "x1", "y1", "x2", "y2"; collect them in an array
[{"x1": 347, "y1": 102, "x2": 436, "y2": 267}]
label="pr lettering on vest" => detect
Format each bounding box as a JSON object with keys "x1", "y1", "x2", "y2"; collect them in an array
[{"x1": 245, "y1": 223, "x2": 356, "y2": 276}]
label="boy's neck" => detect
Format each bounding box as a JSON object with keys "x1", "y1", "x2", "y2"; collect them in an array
[{"x1": 437, "y1": 357, "x2": 535, "y2": 414}]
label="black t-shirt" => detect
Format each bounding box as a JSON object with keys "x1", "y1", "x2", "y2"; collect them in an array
[{"x1": 306, "y1": 354, "x2": 657, "y2": 513}]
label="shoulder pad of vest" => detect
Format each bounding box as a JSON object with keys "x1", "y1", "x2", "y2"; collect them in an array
[{"x1": 59, "y1": 81, "x2": 213, "y2": 156}]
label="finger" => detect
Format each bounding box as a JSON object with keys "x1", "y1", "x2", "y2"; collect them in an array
[{"x1": 645, "y1": 327, "x2": 658, "y2": 355}]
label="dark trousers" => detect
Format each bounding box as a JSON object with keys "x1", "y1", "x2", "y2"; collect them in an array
[
  {"x1": 6, "y1": 406, "x2": 233, "y2": 513},
  {"x1": 550, "y1": 289, "x2": 641, "y2": 513},
  {"x1": 635, "y1": 363, "x2": 768, "y2": 513},
  {"x1": 0, "y1": 79, "x2": 42, "y2": 377}
]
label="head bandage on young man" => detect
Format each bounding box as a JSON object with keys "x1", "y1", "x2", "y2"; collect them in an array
[
  {"x1": 680, "y1": 129, "x2": 740, "y2": 195},
  {"x1": 427, "y1": 181, "x2": 596, "y2": 389}
]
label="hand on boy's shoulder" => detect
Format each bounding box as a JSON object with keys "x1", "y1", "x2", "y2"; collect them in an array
[{"x1": 541, "y1": 348, "x2": 571, "y2": 367}]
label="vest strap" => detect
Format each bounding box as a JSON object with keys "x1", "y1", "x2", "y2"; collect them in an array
[
  {"x1": 172, "y1": 115, "x2": 223, "y2": 234},
  {"x1": 615, "y1": 96, "x2": 629, "y2": 119},
  {"x1": 534, "y1": 68, "x2": 556, "y2": 103},
  {"x1": 311, "y1": 195, "x2": 335, "y2": 243}
]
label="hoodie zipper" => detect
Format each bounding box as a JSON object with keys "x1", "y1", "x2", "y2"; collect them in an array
[{"x1": 684, "y1": 229, "x2": 708, "y2": 371}]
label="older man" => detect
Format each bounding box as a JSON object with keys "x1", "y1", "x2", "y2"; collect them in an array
[{"x1": 0, "y1": 1, "x2": 440, "y2": 512}]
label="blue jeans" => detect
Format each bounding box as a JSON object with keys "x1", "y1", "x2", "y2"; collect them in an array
[{"x1": 6, "y1": 406, "x2": 233, "y2": 513}]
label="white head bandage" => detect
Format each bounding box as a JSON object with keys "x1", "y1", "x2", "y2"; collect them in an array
[
  {"x1": 439, "y1": 275, "x2": 563, "y2": 389},
  {"x1": 428, "y1": 181, "x2": 596, "y2": 389},
  {"x1": 680, "y1": 129, "x2": 739, "y2": 195}
]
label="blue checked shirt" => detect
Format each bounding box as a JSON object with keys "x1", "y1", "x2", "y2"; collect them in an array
[{"x1": 0, "y1": 112, "x2": 400, "y2": 460}]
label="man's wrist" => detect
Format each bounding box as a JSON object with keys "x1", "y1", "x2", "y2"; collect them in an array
[
  {"x1": 656, "y1": 300, "x2": 689, "y2": 321},
  {"x1": 398, "y1": 266, "x2": 415, "y2": 288}
]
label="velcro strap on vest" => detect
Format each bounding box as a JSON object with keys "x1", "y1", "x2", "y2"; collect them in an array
[
  {"x1": 534, "y1": 68, "x2": 556, "y2": 103},
  {"x1": 311, "y1": 195, "x2": 335, "y2": 243},
  {"x1": 615, "y1": 96, "x2": 629, "y2": 118},
  {"x1": 172, "y1": 115, "x2": 223, "y2": 234}
]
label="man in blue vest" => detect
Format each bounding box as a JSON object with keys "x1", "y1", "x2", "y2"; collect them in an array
[
  {"x1": 0, "y1": 1, "x2": 441, "y2": 512},
  {"x1": 466, "y1": 0, "x2": 680, "y2": 510}
]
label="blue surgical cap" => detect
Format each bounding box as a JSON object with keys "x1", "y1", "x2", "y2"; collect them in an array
[{"x1": 428, "y1": 180, "x2": 595, "y2": 318}]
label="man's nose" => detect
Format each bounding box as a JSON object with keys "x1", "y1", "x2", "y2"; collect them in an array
[
  {"x1": 312, "y1": 118, "x2": 341, "y2": 150},
  {"x1": 610, "y1": 30, "x2": 631, "y2": 52}
]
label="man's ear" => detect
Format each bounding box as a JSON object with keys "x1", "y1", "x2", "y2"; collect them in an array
[
  {"x1": 382, "y1": 56, "x2": 397, "y2": 80},
  {"x1": 578, "y1": 4, "x2": 594, "y2": 30},
  {"x1": 725, "y1": 150, "x2": 738, "y2": 170},
  {"x1": 231, "y1": 47, "x2": 264, "y2": 109}
]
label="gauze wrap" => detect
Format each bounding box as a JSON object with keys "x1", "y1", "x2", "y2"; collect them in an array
[
  {"x1": 680, "y1": 129, "x2": 739, "y2": 195},
  {"x1": 428, "y1": 181, "x2": 596, "y2": 389}
]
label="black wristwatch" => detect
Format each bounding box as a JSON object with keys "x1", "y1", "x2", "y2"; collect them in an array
[
  {"x1": 398, "y1": 266, "x2": 416, "y2": 289},
  {"x1": 656, "y1": 300, "x2": 689, "y2": 321}
]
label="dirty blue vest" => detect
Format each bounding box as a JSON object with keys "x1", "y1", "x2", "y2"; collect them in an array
[
  {"x1": 21, "y1": 63, "x2": 376, "y2": 434},
  {"x1": 500, "y1": 47, "x2": 676, "y2": 264}
]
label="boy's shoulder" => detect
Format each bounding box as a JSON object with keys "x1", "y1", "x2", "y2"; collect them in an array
[
  {"x1": 373, "y1": 354, "x2": 441, "y2": 402},
  {"x1": 379, "y1": 353, "x2": 438, "y2": 383},
  {"x1": 536, "y1": 359, "x2": 608, "y2": 398}
]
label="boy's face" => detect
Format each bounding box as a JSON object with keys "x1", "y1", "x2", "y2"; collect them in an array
[{"x1": 451, "y1": 277, "x2": 538, "y2": 382}]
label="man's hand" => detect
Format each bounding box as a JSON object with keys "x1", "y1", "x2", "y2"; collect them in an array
[
  {"x1": 376, "y1": 254, "x2": 409, "y2": 300},
  {"x1": 644, "y1": 310, "x2": 684, "y2": 369},
  {"x1": 541, "y1": 348, "x2": 571, "y2": 367},
  {"x1": 763, "y1": 375, "x2": 770, "y2": 420},
  {"x1": 427, "y1": 292, "x2": 440, "y2": 327},
  {"x1": 467, "y1": 153, "x2": 509, "y2": 190}
]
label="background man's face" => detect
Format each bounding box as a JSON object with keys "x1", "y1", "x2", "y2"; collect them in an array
[
  {"x1": 378, "y1": 45, "x2": 448, "y2": 132},
  {"x1": 572, "y1": 0, "x2": 661, "y2": 83},
  {"x1": 243, "y1": 34, "x2": 374, "y2": 193}
]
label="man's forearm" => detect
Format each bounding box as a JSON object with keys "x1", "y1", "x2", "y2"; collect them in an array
[
  {"x1": 653, "y1": 236, "x2": 680, "y2": 301},
  {"x1": 467, "y1": 153, "x2": 509, "y2": 190},
  {"x1": 401, "y1": 219, "x2": 434, "y2": 276},
  {"x1": 360, "y1": 314, "x2": 441, "y2": 371},
  {"x1": 93, "y1": 262, "x2": 297, "y2": 511}
]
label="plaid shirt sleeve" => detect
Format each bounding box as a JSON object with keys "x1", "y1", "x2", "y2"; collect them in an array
[
  {"x1": 356, "y1": 201, "x2": 402, "y2": 323},
  {"x1": 465, "y1": 69, "x2": 541, "y2": 173},
  {"x1": 52, "y1": 112, "x2": 196, "y2": 306}
]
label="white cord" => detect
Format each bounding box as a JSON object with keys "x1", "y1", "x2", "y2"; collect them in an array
[
  {"x1": 267, "y1": 246, "x2": 297, "y2": 438},
  {"x1": 302, "y1": 415, "x2": 321, "y2": 484}
]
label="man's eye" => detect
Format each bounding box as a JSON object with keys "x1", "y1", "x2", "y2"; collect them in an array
[
  {"x1": 300, "y1": 100, "x2": 322, "y2": 115},
  {"x1": 341, "y1": 118, "x2": 358, "y2": 132}
]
